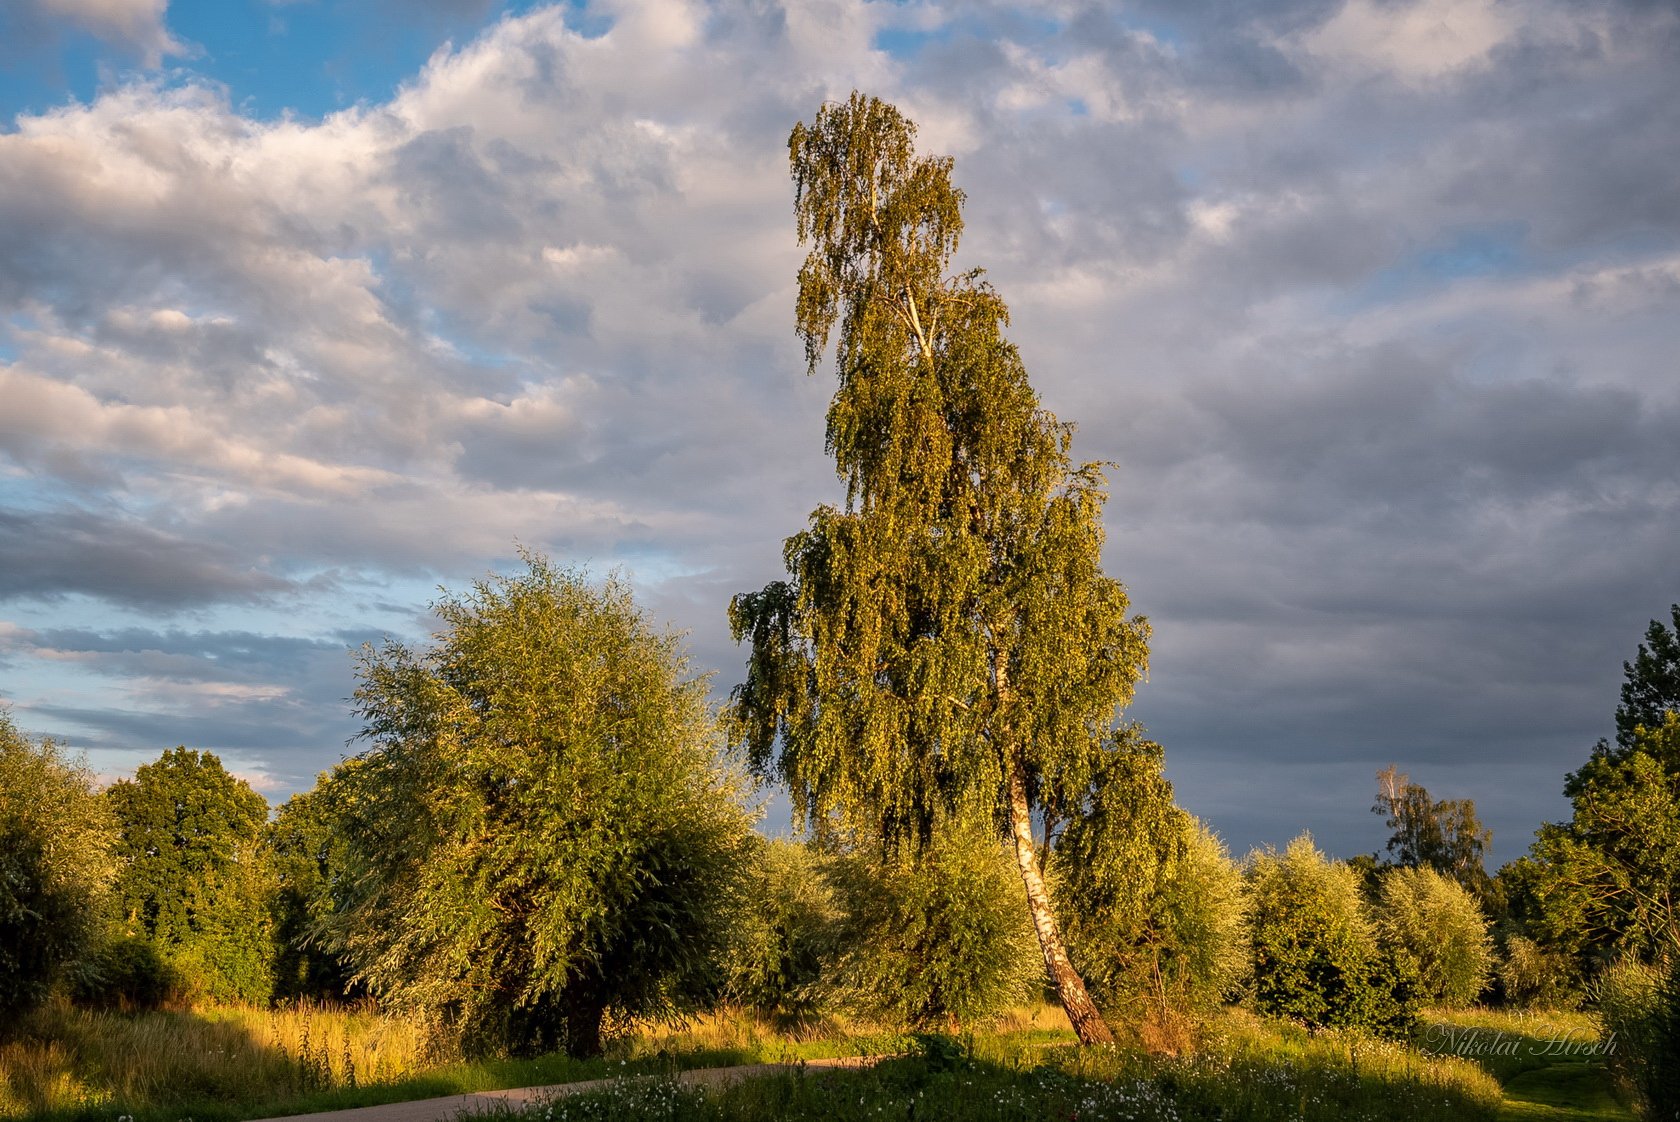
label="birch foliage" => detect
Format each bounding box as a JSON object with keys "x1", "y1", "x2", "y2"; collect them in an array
[{"x1": 729, "y1": 91, "x2": 1150, "y2": 853}]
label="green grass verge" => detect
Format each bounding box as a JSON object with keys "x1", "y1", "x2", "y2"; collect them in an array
[
  {"x1": 483, "y1": 1019, "x2": 1503, "y2": 1122},
  {"x1": 1419, "y1": 1009, "x2": 1633, "y2": 1122}
]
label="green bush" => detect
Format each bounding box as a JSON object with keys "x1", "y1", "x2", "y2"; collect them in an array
[
  {"x1": 1496, "y1": 934, "x2": 1581, "y2": 1010},
  {"x1": 1053, "y1": 736, "x2": 1249, "y2": 1018},
  {"x1": 1375, "y1": 866, "x2": 1492, "y2": 1007},
  {"x1": 1247, "y1": 835, "x2": 1417, "y2": 1036},
  {"x1": 827, "y1": 820, "x2": 1043, "y2": 1030},
  {"x1": 323, "y1": 557, "x2": 756, "y2": 1057},
  {"x1": 70, "y1": 935, "x2": 180, "y2": 1010},
  {"x1": 723, "y1": 837, "x2": 840, "y2": 1026},
  {"x1": 1598, "y1": 957, "x2": 1680, "y2": 1119}
]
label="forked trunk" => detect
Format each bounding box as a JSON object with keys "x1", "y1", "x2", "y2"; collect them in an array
[{"x1": 1006, "y1": 761, "x2": 1114, "y2": 1045}]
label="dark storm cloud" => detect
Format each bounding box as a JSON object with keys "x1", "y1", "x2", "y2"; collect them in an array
[
  {"x1": 0, "y1": 508, "x2": 293, "y2": 608},
  {"x1": 0, "y1": 622, "x2": 372, "y2": 792}
]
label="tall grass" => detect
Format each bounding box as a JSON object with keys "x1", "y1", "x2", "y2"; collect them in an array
[
  {"x1": 0, "y1": 1000, "x2": 430, "y2": 1119},
  {"x1": 3, "y1": 1002, "x2": 1533, "y2": 1122}
]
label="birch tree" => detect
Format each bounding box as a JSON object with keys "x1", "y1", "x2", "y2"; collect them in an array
[{"x1": 728, "y1": 92, "x2": 1150, "y2": 1044}]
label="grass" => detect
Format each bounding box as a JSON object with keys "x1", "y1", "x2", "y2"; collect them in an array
[
  {"x1": 479, "y1": 1009, "x2": 1505, "y2": 1122},
  {"x1": 1, "y1": 1001, "x2": 1629, "y2": 1122},
  {"x1": 0, "y1": 1000, "x2": 946, "y2": 1122},
  {"x1": 1417, "y1": 1008, "x2": 1633, "y2": 1122}
]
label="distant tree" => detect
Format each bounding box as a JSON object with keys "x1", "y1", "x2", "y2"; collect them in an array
[
  {"x1": 1615, "y1": 604, "x2": 1680, "y2": 753},
  {"x1": 1247, "y1": 835, "x2": 1416, "y2": 1037},
  {"x1": 106, "y1": 747, "x2": 275, "y2": 1004},
  {"x1": 1373, "y1": 765, "x2": 1492, "y2": 895},
  {"x1": 728, "y1": 91, "x2": 1149, "y2": 1046},
  {"x1": 0, "y1": 710, "x2": 115, "y2": 1027},
  {"x1": 323, "y1": 556, "x2": 754, "y2": 1057},
  {"x1": 1496, "y1": 934, "x2": 1579, "y2": 1010},
  {"x1": 1053, "y1": 735, "x2": 1249, "y2": 1019},
  {"x1": 267, "y1": 777, "x2": 356, "y2": 1001},
  {"x1": 1374, "y1": 866, "x2": 1492, "y2": 1007},
  {"x1": 827, "y1": 816, "x2": 1043, "y2": 1031}
]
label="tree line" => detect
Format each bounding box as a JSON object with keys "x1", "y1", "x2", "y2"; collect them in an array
[{"x1": 2, "y1": 95, "x2": 1677, "y2": 1095}]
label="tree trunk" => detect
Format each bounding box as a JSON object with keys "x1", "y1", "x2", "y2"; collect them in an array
[
  {"x1": 1006, "y1": 760, "x2": 1114, "y2": 1045},
  {"x1": 561, "y1": 978, "x2": 606, "y2": 1058}
]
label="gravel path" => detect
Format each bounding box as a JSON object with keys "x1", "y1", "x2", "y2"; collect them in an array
[{"x1": 244, "y1": 1056, "x2": 885, "y2": 1122}]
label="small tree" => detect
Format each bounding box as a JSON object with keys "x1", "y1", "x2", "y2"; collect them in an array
[
  {"x1": 325, "y1": 555, "x2": 754, "y2": 1057},
  {"x1": 730, "y1": 90, "x2": 1149, "y2": 1046},
  {"x1": 106, "y1": 747, "x2": 275, "y2": 1005},
  {"x1": 267, "y1": 778, "x2": 358, "y2": 1001},
  {"x1": 1373, "y1": 766, "x2": 1492, "y2": 896},
  {"x1": 1247, "y1": 835, "x2": 1416, "y2": 1036},
  {"x1": 1375, "y1": 866, "x2": 1492, "y2": 1007},
  {"x1": 0, "y1": 710, "x2": 115, "y2": 1026},
  {"x1": 826, "y1": 818, "x2": 1043, "y2": 1031},
  {"x1": 1054, "y1": 735, "x2": 1249, "y2": 1020}
]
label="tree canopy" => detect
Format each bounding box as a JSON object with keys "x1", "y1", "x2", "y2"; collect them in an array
[
  {"x1": 106, "y1": 746, "x2": 274, "y2": 1004},
  {"x1": 1372, "y1": 765, "x2": 1491, "y2": 896},
  {"x1": 322, "y1": 555, "x2": 754, "y2": 1057},
  {"x1": 729, "y1": 92, "x2": 1149, "y2": 1043},
  {"x1": 1615, "y1": 603, "x2": 1680, "y2": 754},
  {"x1": 0, "y1": 710, "x2": 114, "y2": 1026},
  {"x1": 1512, "y1": 606, "x2": 1680, "y2": 969}
]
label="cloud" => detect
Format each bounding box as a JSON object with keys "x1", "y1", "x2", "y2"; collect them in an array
[
  {"x1": 2, "y1": 0, "x2": 184, "y2": 68},
  {"x1": 0, "y1": 507, "x2": 296, "y2": 607},
  {"x1": 0, "y1": 0, "x2": 1676, "y2": 863}
]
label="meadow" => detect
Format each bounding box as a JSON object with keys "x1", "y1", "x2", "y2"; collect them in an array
[{"x1": 0, "y1": 1000, "x2": 1631, "y2": 1122}]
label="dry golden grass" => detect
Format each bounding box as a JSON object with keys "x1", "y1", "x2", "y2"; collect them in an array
[{"x1": 0, "y1": 1000, "x2": 431, "y2": 1118}]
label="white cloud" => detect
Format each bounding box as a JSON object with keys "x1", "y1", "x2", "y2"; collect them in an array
[
  {"x1": 1301, "y1": 0, "x2": 1514, "y2": 80},
  {"x1": 30, "y1": 0, "x2": 183, "y2": 66}
]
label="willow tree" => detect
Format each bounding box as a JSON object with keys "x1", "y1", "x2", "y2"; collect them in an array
[{"x1": 728, "y1": 93, "x2": 1150, "y2": 1044}]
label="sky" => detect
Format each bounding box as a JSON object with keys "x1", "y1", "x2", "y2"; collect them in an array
[{"x1": 0, "y1": 0, "x2": 1676, "y2": 868}]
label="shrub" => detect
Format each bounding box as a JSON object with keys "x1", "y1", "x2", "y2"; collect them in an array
[
  {"x1": 69, "y1": 935, "x2": 181, "y2": 1010},
  {"x1": 0, "y1": 712, "x2": 115, "y2": 1028},
  {"x1": 827, "y1": 819, "x2": 1043, "y2": 1030},
  {"x1": 1497, "y1": 934, "x2": 1582, "y2": 1010},
  {"x1": 723, "y1": 837, "x2": 840, "y2": 1026},
  {"x1": 1599, "y1": 957, "x2": 1680, "y2": 1119},
  {"x1": 1375, "y1": 866, "x2": 1493, "y2": 1007},
  {"x1": 1054, "y1": 735, "x2": 1250, "y2": 1021},
  {"x1": 323, "y1": 557, "x2": 756, "y2": 1057},
  {"x1": 1247, "y1": 835, "x2": 1417, "y2": 1036}
]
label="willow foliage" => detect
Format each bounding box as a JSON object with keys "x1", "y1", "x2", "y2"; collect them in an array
[
  {"x1": 325, "y1": 556, "x2": 754, "y2": 1057},
  {"x1": 0, "y1": 711, "x2": 115, "y2": 1025},
  {"x1": 1054, "y1": 737, "x2": 1249, "y2": 1015}
]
